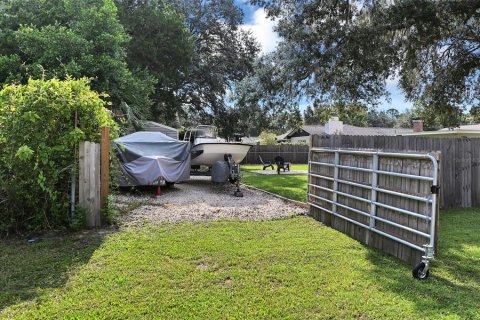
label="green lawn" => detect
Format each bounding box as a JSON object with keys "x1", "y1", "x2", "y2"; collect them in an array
[
  {"x1": 1, "y1": 168, "x2": 479, "y2": 319},
  {"x1": 241, "y1": 164, "x2": 308, "y2": 202},
  {"x1": 242, "y1": 164, "x2": 309, "y2": 171},
  {"x1": 1, "y1": 209, "x2": 480, "y2": 319}
]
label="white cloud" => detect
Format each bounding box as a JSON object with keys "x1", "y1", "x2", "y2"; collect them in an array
[{"x1": 241, "y1": 8, "x2": 280, "y2": 55}]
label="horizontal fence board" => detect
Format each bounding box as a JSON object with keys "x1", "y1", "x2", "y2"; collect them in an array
[{"x1": 311, "y1": 134, "x2": 480, "y2": 208}]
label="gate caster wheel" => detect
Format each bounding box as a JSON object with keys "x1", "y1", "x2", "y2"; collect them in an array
[
  {"x1": 412, "y1": 262, "x2": 430, "y2": 280},
  {"x1": 234, "y1": 190, "x2": 243, "y2": 197}
]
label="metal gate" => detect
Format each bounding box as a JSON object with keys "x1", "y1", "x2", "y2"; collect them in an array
[{"x1": 308, "y1": 148, "x2": 440, "y2": 279}]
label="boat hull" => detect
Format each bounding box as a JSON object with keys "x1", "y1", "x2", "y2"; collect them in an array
[{"x1": 191, "y1": 143, "x2": 252, "y2": 166}]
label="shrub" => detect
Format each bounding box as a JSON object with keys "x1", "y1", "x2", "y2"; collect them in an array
[
  {"x1": 259, "y1": 131, "x2": 278, "y2": 145},
  {"x1": 0, "y1": 78, "x2": 117, "y2": 235}
]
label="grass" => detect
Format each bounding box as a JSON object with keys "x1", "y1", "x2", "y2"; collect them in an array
[
  {"x1": 1, "y1": 169, "x2": 479, "y2": 318},
  {"x1": 242, "y1": 164, "x2": 309, "y2": 171},
  {"x1": 241, "y1": 164, "x2": 308, "y2": 202},
  {"x1": 1, "y1": 210, "x2": 480, "y2": 319}
]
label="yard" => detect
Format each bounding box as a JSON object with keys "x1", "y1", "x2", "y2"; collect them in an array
[
  {"x1": 1, "y1": 172, "x2": 479, "y2": 319},
  {"x1": 241, "y1": 164, "x2": 308, "y2": 202}
]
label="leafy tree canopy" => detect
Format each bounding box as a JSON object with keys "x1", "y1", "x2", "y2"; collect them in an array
[
  {"x1": 115, "y1": 0, "x2": 193, "y2": 124},
  {"x1": 302, "y1": 102, "x2": 368, "y2": 127},
  {"x1": 0, "y1": 0, "x2": 156, "y2": 118},
  {"x1": 259, "y1": 131, "x2": 279, "y2": 145},
  {"x1": 170, "y1": 0, "x2": 260, "y2": 137},
  {"x1": 249, "y1": 0, "x2": 480, "y2": 128}
]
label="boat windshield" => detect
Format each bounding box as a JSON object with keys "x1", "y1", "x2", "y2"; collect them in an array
[{"x1": 195, "y1": 126, "x2": 217, "y2": 139}]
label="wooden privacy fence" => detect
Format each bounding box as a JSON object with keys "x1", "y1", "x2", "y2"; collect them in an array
[
  {"x1": 308, "y1": 148, "x2": 440, "y2": 268},
  {"x1": 244, "y1": 144, "x2": 309, "y2": 164},
  {"x1": 312, "y1": 134, "x2": 480, "y2": 208}
]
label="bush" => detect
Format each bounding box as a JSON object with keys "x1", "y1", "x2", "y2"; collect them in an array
[
  {"x1": 0, "y1": 78, "x2": 117, "y2": 235},
  {"x1": 259, "y1": 131, "x2": 278, "y2": 145}
]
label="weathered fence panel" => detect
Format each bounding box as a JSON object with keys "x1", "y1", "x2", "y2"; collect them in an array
[
  {"x1": 79, "y1": 141, "x2": 101, "y2": 227},
  {"x1": 312, "y1": 134, "x2": 480, "y2": 208},
  {"x1": 244, "y1": 144, "x2": 309, "y2": 164},
  {"x1": 308, "y1": 148, "x2": 440, "y2": 267}
]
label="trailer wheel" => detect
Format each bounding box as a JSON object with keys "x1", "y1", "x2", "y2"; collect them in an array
[
  {"x1": 412, "y1": 262, "x2": 429, "y2": 280},
  {"x1": 165, "y1": 181, "x2": 175, "y2": 188}
]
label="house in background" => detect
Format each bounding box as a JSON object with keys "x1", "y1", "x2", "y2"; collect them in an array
[
  {"x1": 241, "y1": 136, "x2": 261, "y2": 145},
  {"x1": 140, "y1": 121, "x2": 179, "y2": 140},
  {"x1": 403, "y1": 121, "x2": 480, "y2": 138},
  {"x1": 278, "y1": 117, "x2": 414, "y2": 143}
]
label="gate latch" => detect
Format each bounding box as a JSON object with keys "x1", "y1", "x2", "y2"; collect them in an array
[{"x1": 431, "y1": 185, "x2": 441, "y2": 194}]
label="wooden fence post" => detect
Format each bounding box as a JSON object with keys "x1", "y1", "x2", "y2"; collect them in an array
[
  {"x1": 79, "y1": 141, "x2": 101, "y2": 227},
  {"x1": 100, "y1": 127, "x2": 110, "y2": 209}
]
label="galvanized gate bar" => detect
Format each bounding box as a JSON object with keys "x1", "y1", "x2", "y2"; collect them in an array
[
  {"x1": 309, "y1": 161, "x2": 435, "y2": 182},
  {"x1": 309, "y1": 202, "x2": 427, "y2": 252},
  {"x1": 307, "y1": 148, "x2": 439, "y2": 263}
]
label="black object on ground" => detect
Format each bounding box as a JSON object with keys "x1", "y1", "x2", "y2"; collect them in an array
[
  {"x1": 274, "y1": 156, "x2": 291, "y2": 174},
  {"x1": 259, "y1": 155, "x2": 274, "y2": 170}
]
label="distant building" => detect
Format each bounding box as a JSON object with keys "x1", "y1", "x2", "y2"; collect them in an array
[
  {"x1": 140, "y1": 121, "x2": 179, "y2": 140},
  {"x1": 278, "y1": 117, "x2": 413, "y2": 143},
  {"x1": 241, "y1": 136, "x2": 261, "y2": 145},
  {"x1": 403, "y1": 121, "x2": 480, "y2": 138}
]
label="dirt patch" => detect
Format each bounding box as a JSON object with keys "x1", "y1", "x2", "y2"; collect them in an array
[{"x1": 114, "y1": 176, "x2": 306, "y2": 225}]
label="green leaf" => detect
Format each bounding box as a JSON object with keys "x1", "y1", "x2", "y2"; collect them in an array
[{"x1": 15, "y1": 145, "x2": 34, "y2": 161}]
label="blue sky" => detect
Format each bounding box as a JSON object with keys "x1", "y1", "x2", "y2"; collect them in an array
[{"x1": 236, "y1": 1, "x2": 413, "y2": 113}]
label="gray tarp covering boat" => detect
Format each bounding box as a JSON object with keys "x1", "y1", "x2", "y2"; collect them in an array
[{"x1": 114, "y1": 132, "x2": 191, "y2": 186}]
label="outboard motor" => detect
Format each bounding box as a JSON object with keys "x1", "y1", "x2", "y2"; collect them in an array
[
  {"x1": 211, "y1": 160, "x2": 230, "y2": 185},
  {"x1": 210, "y1": 154, "x2": 244, "y2": 197}
]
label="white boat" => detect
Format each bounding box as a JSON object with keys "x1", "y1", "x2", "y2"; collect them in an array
[{"x1": 185, "y1": 125, "x2": 253, "y2": 167}]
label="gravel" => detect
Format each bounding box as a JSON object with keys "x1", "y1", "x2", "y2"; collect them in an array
[{"x1": 114, "y1": 176, "x2": 306, "y2": 225}]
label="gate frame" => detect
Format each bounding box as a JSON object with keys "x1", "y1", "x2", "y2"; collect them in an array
[{"x1": 308, "y1": 148, "x2": 440, "y2": 278}]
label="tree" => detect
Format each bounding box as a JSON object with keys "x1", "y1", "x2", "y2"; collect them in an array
[
  {"x1": 169, "y1": 0, "x2": 260, "y2": 136},
  {"x1": 115, "y1": 0, "x2": 193, "y2": 125},
  {"x1": 259, "y1": 131, "x2": 278, "y2": 145},
  {"x1": 287, "y1": 106, "x2": 303, "y2": 129},
  {"x1": 303, "y1": 105, "x2": 316, "y2": 125},
  {"x1": 303, "y1": 101, "x2": 368, "y2": 126},
  {"x1": 250, "y1": 0, "x2": 480, "y2": 127},
  {"x1": 395, "y1": 109, "x2": 417, "y2": 129},
  {"x1": 365, "y1": 108, "x2": 401, "y2": 128},
  {"x1": 0, "y1": 0, "x2": 155, "y2": 118},
  {"x1": 231, "y1": 55, "x2": 302, "y2": 134}
]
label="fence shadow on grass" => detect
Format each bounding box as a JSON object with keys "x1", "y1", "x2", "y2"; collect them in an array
[
  {"x1": 0, "y1": 231, "x2": 108, "y2": 311},
  {"x1": 363, "y1": 209, "x2": 480, "y2": 319}
]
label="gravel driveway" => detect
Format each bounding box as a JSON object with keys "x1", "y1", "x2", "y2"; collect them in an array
[{"x1": 115, "y1": 176, "x2": 306, "y2": 225}]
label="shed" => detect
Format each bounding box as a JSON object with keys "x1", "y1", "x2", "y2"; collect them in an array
[{"x1": 140, "y1": 121, "x2": 179, "y2": 140}]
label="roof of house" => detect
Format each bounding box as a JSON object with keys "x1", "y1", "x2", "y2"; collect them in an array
[
  {"x1": 439, "y1": 124, "x2": 480, "y2": 131},
  {"x1": 141, "y1": 121, "x2": 178, "y2": 132},
  {"x1": 283, "y1": 125, "x2": 413, "y2": 139},
  {"x1": 241, "y1": 136, "x2": 260, "y2": 144},
  {"x1": 404, "y1": 123, "x2": 480, "y2": 137},
  {"x1": 277, "y1": 132, "x2": 291, "y2": 141}
]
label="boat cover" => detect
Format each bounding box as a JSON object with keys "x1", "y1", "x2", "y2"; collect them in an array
[{"x1": 114, "y1": 132, "x2": 191, "y2": 186}]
